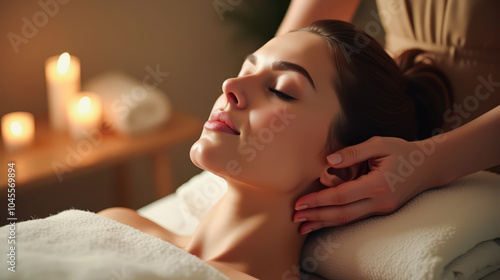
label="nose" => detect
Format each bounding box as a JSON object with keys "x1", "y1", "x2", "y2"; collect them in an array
[{"x1": 221, "y1": 77, "x2": 247, "y2": 109}]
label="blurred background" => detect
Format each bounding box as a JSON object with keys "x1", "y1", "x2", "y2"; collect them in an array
[{"x1": 0, "y1": 0, "x2": 381, "y2": 223}]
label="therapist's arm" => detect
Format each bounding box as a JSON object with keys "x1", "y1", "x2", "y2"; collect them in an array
[
  {"x1": 293, "y1": 105, "x2": 500, "y2": 234},
  {"x1": 276, "y1": 0, "x2": 361, "y2": 36},
  {"x1": 431, "y1": 105, "x2": 500, "y2": 185}
]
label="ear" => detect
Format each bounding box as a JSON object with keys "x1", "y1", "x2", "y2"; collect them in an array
[{"x1": 319, "y1": 161, "x2": 367, "y2": 187}]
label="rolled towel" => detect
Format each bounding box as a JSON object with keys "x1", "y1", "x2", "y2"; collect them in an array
[
  {"x1": 301, "y1": 171, "x2": 500, "y2": 280},
  {"x1": 84, "y1": 72, "x2": 172, "y2": 135}
]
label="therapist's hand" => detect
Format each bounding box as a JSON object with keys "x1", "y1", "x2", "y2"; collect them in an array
[{"x1": 293, "y1": 136, "x2": 443, "y2": 234}]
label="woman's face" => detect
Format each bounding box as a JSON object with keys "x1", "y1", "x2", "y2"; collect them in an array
[{"x1": 190, "y1": 31, "x2": 340, "y2": 193}]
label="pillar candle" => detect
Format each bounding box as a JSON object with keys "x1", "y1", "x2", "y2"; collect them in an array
[
  {"x1": 67, "y1": 93, "x2": 102, "y2": 140},
  {"x1": 45, "y1": 52, "x2": 81, "y2": 130}
]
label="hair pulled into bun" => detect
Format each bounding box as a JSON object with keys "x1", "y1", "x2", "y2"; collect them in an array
[{"x1": 396, "y1": 49, "x2": 454, "y2": 139}]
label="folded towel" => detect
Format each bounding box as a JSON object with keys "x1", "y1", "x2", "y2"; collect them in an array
[
  {"x1": 84, "y1": 72, "x2": 172, "y2": 135},
  {"x1": 0, "y1": 209, "x2": 228, "y2": 280},
  {"x1": 301, "y1": 171, "x2": 500, "y2": 280}
]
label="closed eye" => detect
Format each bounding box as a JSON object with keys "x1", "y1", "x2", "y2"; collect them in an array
[{"x1": 267, "y1": 87, "x2": 297, "y2": 101}]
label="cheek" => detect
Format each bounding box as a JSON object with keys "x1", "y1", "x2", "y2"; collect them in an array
[
  {"x1": 236, "y1": 107, "x2": 328, "y2": 190},
  {"x1": 275, "y1": 112, "x2": 329, "y2": 172}
]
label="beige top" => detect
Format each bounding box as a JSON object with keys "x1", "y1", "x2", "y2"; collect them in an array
[{"x1": 376, "y1": 0, "x2": 500, "y2": 132}]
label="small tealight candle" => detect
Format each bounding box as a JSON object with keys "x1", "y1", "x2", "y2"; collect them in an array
[
  {"x1": 67, "y1": 92, "x2": 102, "y2": 140},
  {"x1": 45, "y1": 52, "x2": 81, "y2": 131},
  {"x1": 1, "y1": 112, "x2": 35, "y2": 152}
]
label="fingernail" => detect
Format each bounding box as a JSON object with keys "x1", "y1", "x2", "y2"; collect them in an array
[
  {"x1": 327, "y1": 153, "x2": 342, "y2": 165},
  {"x1": 295, "y1": 204, "x2": 309, "y2": 211},
  {"x1": 302, "y1": 228, "x2": 313, "y2": 235},
  {"x1": 294, "y1": 217, "x2": 307, "y2": 223}
]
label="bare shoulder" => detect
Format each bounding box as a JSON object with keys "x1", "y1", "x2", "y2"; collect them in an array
[
  {"x1": 97, "y1": 207, "x2": 190, "y2": 248},
  {"x1": 98, "y1": 208, "x2": 256, "y2": 279}
]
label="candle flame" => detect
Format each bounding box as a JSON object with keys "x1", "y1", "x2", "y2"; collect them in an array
[
  {"x1": 10, "y1": 121, "x2": 23, "y2": 136},
  {"x1": 57, "y1": 52, "x2": 71, "y2": 74},
  {"x1": 78, "y1": 96, "x2": 91, "y2": 114}
]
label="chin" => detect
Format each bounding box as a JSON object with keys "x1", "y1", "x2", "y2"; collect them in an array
[
  {"x1": 189, "y1": 140, "x2": 207, "y2": 170},
  {"x1": 190, "y1": 136, "x2": 248, "y2": 183},
  {"x1": 189, "y1": 136, "x2": 227, "y2": 173}
]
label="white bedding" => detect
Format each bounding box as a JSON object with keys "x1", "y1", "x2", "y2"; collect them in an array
[
  {"x1": 1, "y1": 171, "x2": 498, "y2": 279},
  {"x1": 139, "y1": 171, "x2": 227, "y2": 236},
  {"x1": 139, "y1": 170, "x2": 500, "y2": 280},
  {"x1": 0, "y1": 209, "x2": 228, "y2": 280}
]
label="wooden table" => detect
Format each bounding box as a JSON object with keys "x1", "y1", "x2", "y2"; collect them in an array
[{"x1": 0, "y1": 111, "x2": 202, "y2": 206}]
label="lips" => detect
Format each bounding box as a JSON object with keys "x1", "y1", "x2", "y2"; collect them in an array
[{"x1": 204, "y1": 110, "x2": 240, "y2": 135}]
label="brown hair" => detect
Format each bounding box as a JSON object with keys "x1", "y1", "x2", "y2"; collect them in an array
[{"x1": 301, "y1": 20, "x2": 453, "y2": 153}]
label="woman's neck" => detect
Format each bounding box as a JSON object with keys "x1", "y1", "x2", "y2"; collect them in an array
[{"x1": 184, "y1": 178, "x2": 308, "y2": 279}]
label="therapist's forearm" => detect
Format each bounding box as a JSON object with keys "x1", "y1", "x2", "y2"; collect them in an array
[
  {"x1": 275, "y1": 0, "x2": 360, "y2": 36},
  {"x1": 429, "y1": 105, "x2": 500, "y2": 188}
]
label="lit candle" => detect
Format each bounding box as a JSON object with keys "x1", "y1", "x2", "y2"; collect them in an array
[
  {"x1": 1, "y1": 112, "x2": 35, "y2": 152},
  {"x1": 45, "y1": 52, "x2": 81, "y2": 130},
  {"x1": 67, "y1": 93, "x2": 102, "y2": 140}
]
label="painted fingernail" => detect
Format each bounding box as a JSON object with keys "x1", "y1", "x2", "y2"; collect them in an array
[
  {"x1": 302, "y1": 228, "x2": 313, "y2": 235},
  {"x1": 295, "y1": 204, "x2": 309, "y2": 211},
  {"x1": 294, "y1": 217, "x2": 307, "y2": 223},
  {"x1": 327, "y1": 153, "x2": 342, "y2": 165}
]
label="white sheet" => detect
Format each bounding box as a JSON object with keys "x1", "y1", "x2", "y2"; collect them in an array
[
  {"x1": 139, "y1": 171, "x2": 226, "y2": 236},
  {"x1": 0, "y1": 209, "x2": 228, "y2": 280}
]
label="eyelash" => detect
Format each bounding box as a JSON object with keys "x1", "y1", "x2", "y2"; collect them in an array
[
  {"x1": 238, "y1": 68, "x2": 296, "y2": 101},
  {"x1": 267, "y1": 87, "x2": 296, "y2": 101}
]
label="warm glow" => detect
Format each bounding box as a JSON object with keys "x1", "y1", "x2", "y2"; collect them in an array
[
  {"x1": 1, "y1": 112, "x2": 35, "y2": 151},
  {"x1": 77, "y1": 96, "x2": 91, "y2": 114},
  {"x1": 10, "y1": 121, "x2": 23, "y2": 136},
  {"x1": 57, "y1": 52, "x2": 71, "y2": 74},
  {"x1": 67, "y1": 93, "x2": 101, "y2": 140}
]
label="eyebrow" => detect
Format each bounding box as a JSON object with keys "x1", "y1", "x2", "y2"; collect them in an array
[{"x1": 246, "y1": 54, "x2": 316, "y2": 91}]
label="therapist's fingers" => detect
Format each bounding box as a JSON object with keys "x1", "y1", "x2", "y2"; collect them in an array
[
  {"x1": 295, "y1": 172, "x2": 387, "y2": 209},
  {"x1": 326, "y1": 136, "x2": 397, "y2": 168},
  {"x1": 294, "y1": 199, "x2": 397, "y2": 234}
]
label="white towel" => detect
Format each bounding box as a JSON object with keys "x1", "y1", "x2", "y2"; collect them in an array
[
  {"x1": 301, "y1": 171, "x2": 500, "y2": 280},
  {"x1": 84, "y1": 72, "x2": 172, "y2": 135},
  {"x1": 0, "y1": 209, "x2": 228, "y2": 280}
]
